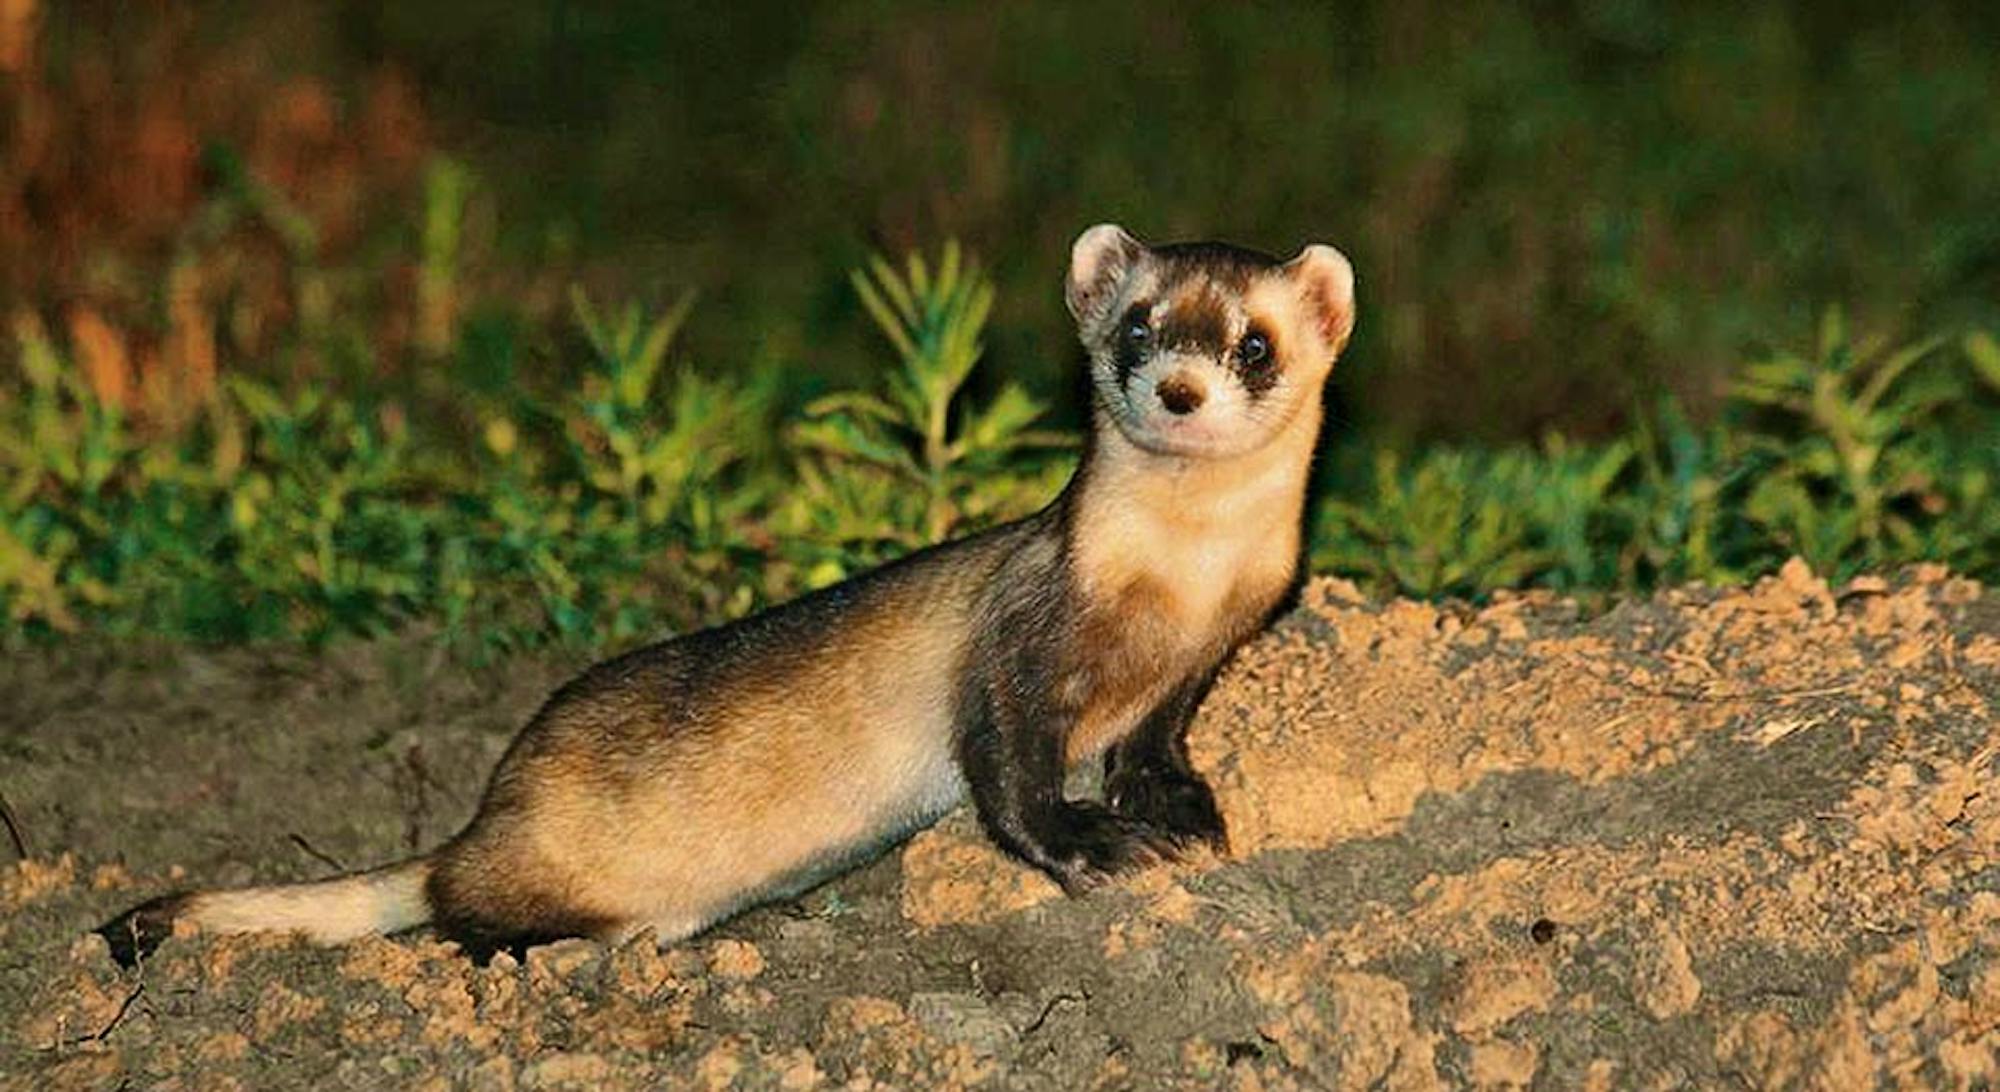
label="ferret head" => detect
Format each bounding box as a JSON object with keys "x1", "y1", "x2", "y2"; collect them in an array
[{"x1": 1065, "y1": 224, "x2": 1355, "y2": 459}]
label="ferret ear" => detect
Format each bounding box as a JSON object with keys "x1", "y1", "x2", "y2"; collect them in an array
[
  {"x1": 1284, "y1": 244, "x2": 1356, "y2": 356},
  {"x1": 1065, "y1": 224, "x2": 1144, "y2": 323}
]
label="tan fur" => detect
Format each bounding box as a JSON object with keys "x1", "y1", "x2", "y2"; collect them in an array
[
  {"x1": 1061, "y1": 395, "x2": 1321, "y2": 762},
  {"x1": 429, "y1": 535, "x2": 1010, "y2": 944},
  {"x1": 103, "y1": 228, "x2": 1354, "y2": 961},
  {"x1": 183, "y1": 860, "x2": 431, "y2": 943}
]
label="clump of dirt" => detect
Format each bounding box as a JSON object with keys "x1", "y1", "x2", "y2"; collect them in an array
[{"x1": 4, "y1": 560, "x2": 1997, "y2": 1089}]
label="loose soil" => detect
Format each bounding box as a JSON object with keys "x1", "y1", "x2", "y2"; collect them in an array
[{"x1": 3, "y1": 560, "x2": 1997, "y2": 1089}]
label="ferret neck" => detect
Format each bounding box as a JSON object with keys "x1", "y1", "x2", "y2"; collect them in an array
[{"x1": 1066, "y1": 396, "x2": 1323, "y2": 545}]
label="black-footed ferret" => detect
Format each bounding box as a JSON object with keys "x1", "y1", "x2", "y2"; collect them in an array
[{"x1": 97, "y1": 224, "x2": 1356, "y2": 965}]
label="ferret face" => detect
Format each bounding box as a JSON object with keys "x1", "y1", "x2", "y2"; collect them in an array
[{"x1": 1065, "y1": 225, "x2": 1356, "y2": 459}]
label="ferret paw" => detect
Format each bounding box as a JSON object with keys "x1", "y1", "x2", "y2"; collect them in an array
[
  {"x1": 1107, "y1": 769, "x2": 1229, "y2": 855},
  {"x1": 1041, "y1": 801, "x2": 1181, "y2": 894}
]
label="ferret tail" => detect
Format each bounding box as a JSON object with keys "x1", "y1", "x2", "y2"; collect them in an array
[{"x1": 95, "y1": 857, "x2": 434, "y2": 968}]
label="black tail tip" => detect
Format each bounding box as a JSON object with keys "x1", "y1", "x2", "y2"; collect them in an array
[{"x1": 95, "y1": 893, "x2": 191, "y2": 969}]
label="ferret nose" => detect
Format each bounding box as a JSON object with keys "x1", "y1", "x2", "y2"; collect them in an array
[{"x1": 1155, "y1": 374, "x2": 1206, "y2": 415}]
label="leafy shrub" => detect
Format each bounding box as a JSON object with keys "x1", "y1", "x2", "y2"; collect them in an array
[
  {"x1": 783, "y1": 242, "x2": 1071, "y2": 581},
  {"x1": 1, "y1": 292, "x2": 778, "y2": 647},
  {"x1": 1313, "y1": 316, "x2": 2000, "y2": 598},
  {"x1": 0, "y1": 244, "x2": 1073, "y2": 647},
  {"x1": 3, "y1": 244, "x2": 1995, "y2": 648}
]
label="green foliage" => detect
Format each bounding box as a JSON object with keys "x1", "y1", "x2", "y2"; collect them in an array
[
  {"x1": 3, "y1": 245, "x2": 1996, "y2": 649},
  {"x1": 784, "y1": 242, "x2": 1070, "y2": 580},
  {"x1": 16, "y1": 8, "x2": 1999, "y2": 649},
  {"x1": 0, "y1": 244, "x2": 1074, "y2": 647},
  {"x1": 1312, "y1": 313, "x2": 2000, "y2": 597},
  {"x1": 1732, "y1": 311, "x2": 1956, "y2": 573},
  {"x1": 0, "y1": 291, "x2": 782, "y2": 648}
]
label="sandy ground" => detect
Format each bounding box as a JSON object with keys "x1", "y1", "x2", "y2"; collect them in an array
[{"x1": 2, "y1": 559, "x2": 1997, "y2": 1090}]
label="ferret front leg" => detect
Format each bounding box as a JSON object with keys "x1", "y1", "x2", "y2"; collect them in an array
[
  {"x1": 957, "y1": 683, "x2": 1178, "y2": 893},
  {"x1": 1104, "y1": 672, "x2": 1228, "y2": 853}
]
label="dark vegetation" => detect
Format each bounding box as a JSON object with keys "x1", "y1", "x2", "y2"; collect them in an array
[{"x1": 2, "y1": 2, "x2": 1996, "y2": 647}]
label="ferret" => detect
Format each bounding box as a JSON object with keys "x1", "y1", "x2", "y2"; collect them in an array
[{"x1": 97, "y1": 224, "x2": 1356, "y2": 965}]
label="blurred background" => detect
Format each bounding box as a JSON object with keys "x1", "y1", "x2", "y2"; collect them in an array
[
  {"x1": 3, "y1": 1, "x2": 1997, "y2": 644},
  {"x1": 12, "y1": 0, "x2": 1998, "y2": 438}
]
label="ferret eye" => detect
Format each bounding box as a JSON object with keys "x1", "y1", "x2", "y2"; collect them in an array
[
  {"x1": 1238, "y1": 331, "x2": 1272, "y2": 366},
  {"x1": 1122, "y1": 316, "x2": 1151, "y2": 346}
]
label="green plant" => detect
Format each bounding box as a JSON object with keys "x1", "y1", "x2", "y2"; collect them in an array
[
  {"x1": 1315, "y1": 448, "x2": 1555, "y2": 599},
  {"x1": 1731, "y1": 310, "x2": 1969, "y2": 578},
  {"x1": 785, "y1": 242, "x2": 1069, "y2": 575},
  {"x1": 1312, "y1": 313, "x2": 1999, "y2": 599},
  {"x1": 0, "y1": 284, "x2": 782, "y2": 646},
  {"x1": 4, "y1": 236, "x2": 1995, "y2": 648},
  {"x1": 564, "y1": 287, "x2": 752, "y2": 525},
  {"x1": 450, "y1": 288, "x2": 778, "y2": 646},
  {"x1": 1, "y1": 314, "x2": 137, "y2": 631}
]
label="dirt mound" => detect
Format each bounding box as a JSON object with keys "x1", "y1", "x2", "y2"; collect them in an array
[{"x1": 4, "y1": 561, "x2": 1997, "y2": 1089}]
